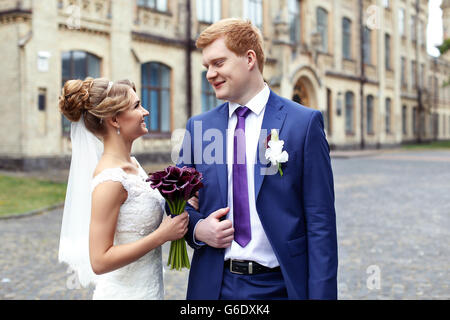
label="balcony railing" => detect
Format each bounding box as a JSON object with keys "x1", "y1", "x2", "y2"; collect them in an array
[
  {"x1": 57, "y1": 0, "x2": 111, "y2": 28},
  {"x1": 133, "y1": 3, "x2": 176, "y2": 39}
]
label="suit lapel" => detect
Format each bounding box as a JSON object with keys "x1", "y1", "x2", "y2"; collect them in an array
[
  {"x1": 211, "y1": 103, "x2": 229, "y2": 208},
  {"x1": 254, "y1": 91, "x2": 287, "y2": 201}
]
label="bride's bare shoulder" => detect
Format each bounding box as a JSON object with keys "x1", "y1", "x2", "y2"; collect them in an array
[
  {"x1": 93, "y1": 157, "x2": 139, "y2": 178},
  {"x1": 93, "y1": 157, "x2": 123, "y2": 178}
]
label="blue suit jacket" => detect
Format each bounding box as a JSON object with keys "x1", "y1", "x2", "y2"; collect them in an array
[{"x1": 176, "y1": 90, "x2": 338, "y2": 300}]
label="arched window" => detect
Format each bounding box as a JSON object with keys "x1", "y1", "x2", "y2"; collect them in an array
[
  {"x1": 316, "y1": 7, "x2": 328, "y2": 53},
  {"x1": 61, "y1": 51, "x2": 101, "y2": 135},
  {"x1": 366, "y1": 95, "x2": 374, "y2": 134},
  {"x1": 201, "y1": 71, "x2": 222, "y2": 112},
  {"x1": 141, "y1": 62, "x2": 171, "y2": 134},
  {"x1": 345, "y1": 91, "x2": 354, "y2": 134}
]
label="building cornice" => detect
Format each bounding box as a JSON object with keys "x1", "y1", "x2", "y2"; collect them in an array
[
  {"x1": 58, "y1": 23, "x2": 110, "y2": 37},
  {"x1": 0, "y1": 8, "x2": 31, "y2": 23},
  {"x1": 132, "y1": 31, "x2": 192, "y2": 48},
  {"x1": 325, "y1": 70, "x2": 379, "y2": 86}
]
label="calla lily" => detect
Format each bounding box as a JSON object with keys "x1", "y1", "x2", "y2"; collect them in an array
[
  {"x1": 270, "y1": 128, "x2": 279, "y2": 141},
  {"x1": 147, "y1": 165, "x2": 203, "y2": 270}
]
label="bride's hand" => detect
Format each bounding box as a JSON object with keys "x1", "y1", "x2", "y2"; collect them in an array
[
  {"x1": 187, "y1": 191, "x2": 199, "y2": 211},
  {"x1": 157, "y1": 211, "x2": 189, "y2": 242}
]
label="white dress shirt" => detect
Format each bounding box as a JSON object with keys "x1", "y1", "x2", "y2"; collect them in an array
[{"x1": 224, "y1": 84, "x2": 279, "y2": 268}]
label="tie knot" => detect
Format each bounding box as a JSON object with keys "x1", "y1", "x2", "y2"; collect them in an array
[{"x1": 235, "y1": 106, "x2": 250, "y2": 118}]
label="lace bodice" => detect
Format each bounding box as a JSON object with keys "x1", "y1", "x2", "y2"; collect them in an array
[{"x1": 90, "y1": 158, "x2": 165, "y2": 300}]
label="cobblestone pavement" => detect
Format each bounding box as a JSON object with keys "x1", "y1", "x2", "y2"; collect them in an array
[{"x1": 0, "y1": 150, "x2": 449, "y2": 299}]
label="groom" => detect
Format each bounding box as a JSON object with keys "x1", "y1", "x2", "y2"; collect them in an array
[{"x1": 177, "y1": 18, "x2": 338, "y2": 300}]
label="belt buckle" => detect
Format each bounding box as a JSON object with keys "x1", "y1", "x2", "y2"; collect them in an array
[{"x1": 230, "y1": 259, "x2": 246, "y2": 275}]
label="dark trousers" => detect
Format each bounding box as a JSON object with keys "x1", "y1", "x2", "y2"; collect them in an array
[{"x1": 219, "y1": 268, "x2": 288, "y2": 300}]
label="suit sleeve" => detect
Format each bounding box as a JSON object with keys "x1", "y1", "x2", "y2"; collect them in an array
[
  {"x1": 175, "y1": 117, "x2": 205, "y2": 250},
  {"x1": 302, "y1": 110, "x2": 338, "y2": 299}
]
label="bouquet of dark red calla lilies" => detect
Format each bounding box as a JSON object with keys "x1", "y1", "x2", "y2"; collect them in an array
[{"x1": 147, "y1": 166, "x2": 203, "y2": 270}]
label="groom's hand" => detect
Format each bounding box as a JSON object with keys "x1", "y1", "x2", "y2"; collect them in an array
[{"x1": 195, "y1": 207, "x2": 234, "y2": 248}]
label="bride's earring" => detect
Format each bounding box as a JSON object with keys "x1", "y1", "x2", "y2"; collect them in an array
[{"x1": 117, "y1": 127, "x2": 120, "y2": 135}]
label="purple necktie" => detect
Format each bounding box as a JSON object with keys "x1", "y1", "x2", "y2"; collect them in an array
[{"x1": 233, "y1": 106, "x2": 251, "y2": 247}]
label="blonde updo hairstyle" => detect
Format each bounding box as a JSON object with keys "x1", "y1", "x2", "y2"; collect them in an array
[{"x1": 59, "y1": 77, "x2": 136, "y2": 136}]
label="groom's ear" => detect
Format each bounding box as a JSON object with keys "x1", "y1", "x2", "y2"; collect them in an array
[{"x1": 246, "y1": 49, "x2": 257, "y2": 71}]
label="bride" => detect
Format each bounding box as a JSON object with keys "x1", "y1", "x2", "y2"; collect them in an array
[{"x1": 58, "y1": 77, "x2": 196, "y2": 299}]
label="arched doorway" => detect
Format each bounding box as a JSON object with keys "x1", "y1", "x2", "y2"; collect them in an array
[
  {"x1": 292, "y1": 76, "x2": 317, "y2": 109},
  {"x1": 292, "y1": 81, "x2": 309, "y2": 106}
]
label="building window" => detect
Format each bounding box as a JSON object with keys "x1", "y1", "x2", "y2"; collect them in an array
[
  {"x1": 411, "y1": 15, "x2": 416, "y2": 42},
  {"x1": 443, "y1": 114, "x2": 446, "y2": 136},
  {"x1": 38, "y1": 88, "x2": 47, "y2": 112},
  {"x1": 412, "y1": 107, "x2": 418, "y2": 135},
  {"x1": 385, "y1": 98, "x2": 391, "y2": 134},
  {"x1": 201, "y1": 71, "x2": 222, "y2": 112},
  {"x1": 288, "y1": 0, "x2": 301, "y2": 44},
  {"x1": 411, "y1": 61, "x2": 417, "y2": 89},
  {"x1": 326, "y1": 88, "x2": 332, "y2": 134},
  {"x1": 382, "y1": 0, "x2": 389, "y2": 8},
  {"x1": 197, "y1": 0, "x2": 221, "y2": 24},
  {"x1": 433, "y1": 113, "x2": 439, "y2": 137},
  {"x1": 401, "y1": 57, "x2": 407, "y2": 87},
  {"x1": 141, "y1": 62, "x2": 171, "y2": 134},
  {"x1": 316, "y1": 7, "x2": 328, "y2": 53},
  {"x1": 342, "y1": 17, "x2": 352, "y2": 60},
  {"x1": 345, "y1": 91, "x2": 354, "y2": 134},
  {"x1": 418, "y1": 20, "x2": 423, "y2": 45},
  {"x1": 137, "y1": 0, "x2": 167, "y2": 12},
  {"x1": 434, "y1": 75, "x2": 439, "y2": 102},
  {"x1": 402, "y1": 105, "x2": 407, "y2": 135},
  {"x1": 385, "y1": 33, "x2": 391, "y2": 70},
  {"x1": 419, "y1": 63, "x2": 425, "y2": 88},
  {"x1": 363, "y1": 26, "x2": 371, "y2": 64},
  {"x1": 61, "y1": 51, "x2": 101, "y2": 135},
  {"x1": 366, "y1": 95, "x2": 374, "y2": 134},
  {"x1": 399, "y1": 8, "x2": 405, "y2": 37},
  {"x1": 244, "y1": 0, "x2": 263, "y2": 30}
]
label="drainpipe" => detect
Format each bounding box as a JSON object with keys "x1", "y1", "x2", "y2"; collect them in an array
[
  {"x1": 185, "y1": 0, "x2": 192, "y2": 119},
  {"x1": 359, "y1": 0, "x2": 365, "y2": 149},
  {"x1": 415, "y1": 0, "x2": 423, "y2": 143}
]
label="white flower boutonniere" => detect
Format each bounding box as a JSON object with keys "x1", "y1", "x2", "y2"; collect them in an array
[{"x1": 265, "y1": 129, "x2": 289, "y2": 176}]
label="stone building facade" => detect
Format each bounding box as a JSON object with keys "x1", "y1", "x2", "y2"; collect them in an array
[{"x1": 0, "y1": 0, "x2": 449, "y2": 169}]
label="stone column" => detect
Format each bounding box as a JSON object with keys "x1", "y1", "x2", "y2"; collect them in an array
[{"x1": 110, "y1": 0, "x2": 133, "y2": 81}]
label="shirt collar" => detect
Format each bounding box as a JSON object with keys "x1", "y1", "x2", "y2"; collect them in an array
[{"x1": 228, "y1": 83, "x2": 270, "y2": 118}]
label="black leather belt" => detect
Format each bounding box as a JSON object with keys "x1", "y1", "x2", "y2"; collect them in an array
[{"x1": 225, "y1": 259, "x2": 281, "y2": 275}]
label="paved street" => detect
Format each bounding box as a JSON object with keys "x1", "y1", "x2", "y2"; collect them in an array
[{"x1": 0, "y1": 149, "x2": 449, "y2": 299}]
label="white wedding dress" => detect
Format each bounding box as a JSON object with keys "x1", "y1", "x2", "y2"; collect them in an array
[{"x1": 90, "y1": 159, "x2": 165, "y2": 300}]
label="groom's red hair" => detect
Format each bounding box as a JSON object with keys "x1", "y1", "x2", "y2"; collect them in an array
[{"x1": 196, "y1": 18, "x2": 265, "y2": 74}]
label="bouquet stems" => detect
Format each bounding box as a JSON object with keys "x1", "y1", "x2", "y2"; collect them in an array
[{"x1": 166, "y1": 199, "x2": 190, "y2": 271}]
